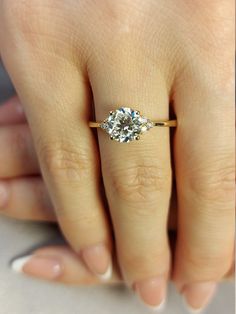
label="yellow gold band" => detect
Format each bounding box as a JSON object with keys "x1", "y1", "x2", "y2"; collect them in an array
[{"x1": 89, "y1": 120, "x2": 177, "y2": 128}]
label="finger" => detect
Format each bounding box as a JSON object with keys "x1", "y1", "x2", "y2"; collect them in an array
[
  {"x1": 91, "y1": 56, "x2": 172, "y2": 308},
  {"x1": 10, "y1": 245, "x2": 233, "y2": 288},
  {"x1": 0, "y1": 173, "x2": 178, "y2": 229},
  {"x1": 0, "y1": 96, "x2": 26, "y2": 125},
  {"x1": 0, "y1": 176, "x2": 55, "y2": 221},
  {"x1": 11, "y1": 246, "x2": 122, "y2": 285},
  {"x1": 0, "y1": 166, "x2": 177, "y2": 228},
  {"x1": 173, "y1": 52, "x2": 235, "y2": 311},
  {"x1": 0, "y1": 124, "x2": 39, "y2": 177},
  {"x1": 1, "y1": 6, "x2": 113, "y2": 281}
]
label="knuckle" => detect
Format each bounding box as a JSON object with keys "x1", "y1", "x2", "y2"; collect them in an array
[
  {"x1": 109, "y1": 161, "x2": 172, "y2": 203},
  {"x1": 3, "y1": 0, "x2": 42, "y2": 27},
  {"x1": 95, "y1": 0, "x2": 145, "y2": 25},
  {"x1": 188, "y1": 160, "x2": 235, "y2": 206},
  {"x1": 2, "y1": 0, "x2": 59, "y2": 47},
  {"x1": 39, "y1": 141, "x2": 92, "y2": 184}
]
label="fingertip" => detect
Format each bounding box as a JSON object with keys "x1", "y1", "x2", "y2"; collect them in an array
[
  {"x1": 11, "y1": 254, "x2": 63, "y2": 280},
  {"x1": 82, "y1": 243, "x2": 113, "y2": 281},
  {"x1": 182, "y1": 282, "x2": 217, "y2": 314},
  {"x1": 11, "y1": 255, "x2": 33, "y2": 273},
  {"x1": 134, "y1": 276, "x2": 167, "y2": 311},
  {"x1": 97, "y1": 262, "x2": 113, "y2": 281}
]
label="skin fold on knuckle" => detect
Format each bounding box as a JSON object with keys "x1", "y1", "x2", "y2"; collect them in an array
[
  {"x1": 107, "y1": 161, "x2": 172, "y2": 204},
  {"x1": 179, "y1": 0, "x2": 234, "y2": 54},
  {"x1": 2, "y1": 0, "x2": 58, "y2": 38},
  {"x1": 85, "y1": 0, "x2": 178, "y2": 81},
  {"x1": 1, "y1": 0, "x2": 80, "y2": 70},
  {"x1": 175, "y1": 0, "x2": 234, "y2": 97},
  {"x1": 1, "y1": 1, "x2": 50, "y2": 44},
  {"x1": 184, "y1": 157, "x2": 235, "y2": 210},
  {"x1": 38, "y1": 141, "x2": 94, "y2": 186}
]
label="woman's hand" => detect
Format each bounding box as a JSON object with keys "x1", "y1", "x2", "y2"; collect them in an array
[
  {"x1": 0, "y1": 96, "x2": 234, "y2": 310},
  {"x1": 0, "y1": 1, "x2": 234, "y2": 311},
  {"x1": 0, "y1": 97, "x2": 234, "y2": 293},
  {"x1": 0, "y1": 96, "x2": 179, "y2": 226}
]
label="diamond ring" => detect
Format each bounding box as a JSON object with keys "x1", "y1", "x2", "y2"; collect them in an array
[{"x1": 89, "y1": 107, "x2": 177, "y2": 143}]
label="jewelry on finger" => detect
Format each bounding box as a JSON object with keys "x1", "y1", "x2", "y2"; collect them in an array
[{"x1": 89, "y1": 107, "x2": 177, "y2": 143}]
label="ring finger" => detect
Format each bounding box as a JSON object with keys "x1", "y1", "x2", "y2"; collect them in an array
[{"x1": 91, "y1": 58, "x2": 173, "y2": 308}]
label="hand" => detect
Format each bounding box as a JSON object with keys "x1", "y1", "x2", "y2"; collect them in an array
[
  {"x1": 0, "y1": 97, "x2": 234, "y2": 289},
  {"x1": 0, "y1": 96, "x2": 179, "y2": 225},
  {"x1": 0, "y1": 1, "x2": 234, "y2": 311}
]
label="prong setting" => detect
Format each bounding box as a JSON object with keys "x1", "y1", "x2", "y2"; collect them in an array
[{"x1": 100, "y1": 107, "x2": 154, "y2": 143}]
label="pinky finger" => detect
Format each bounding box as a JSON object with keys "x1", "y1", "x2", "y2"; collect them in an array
[
  {"x1": 0, "y1": 176, "x2": 55, "y2": 221},
  {"x1": 11, "y1": 245, "x2": 122, "y2": 285}
]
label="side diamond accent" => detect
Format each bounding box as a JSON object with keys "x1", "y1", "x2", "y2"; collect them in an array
[{"x1": 100, "y1": 107, "x2": 154, "y2": 143}]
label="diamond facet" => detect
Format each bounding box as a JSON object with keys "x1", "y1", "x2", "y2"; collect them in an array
[{"x1": 100, "y1": 107, "x2": 154, "y2": 143}]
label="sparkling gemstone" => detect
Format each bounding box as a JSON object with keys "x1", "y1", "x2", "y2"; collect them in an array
[{"x1": 100, "y1": 107, "x2": 154, "y2": 143}]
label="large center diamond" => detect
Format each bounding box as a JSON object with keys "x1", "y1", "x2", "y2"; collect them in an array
[{"x1": 100, "y1": 107, "x2": 154, "y2": 143}]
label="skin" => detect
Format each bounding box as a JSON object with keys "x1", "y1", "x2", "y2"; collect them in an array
[
  {"x1": 0, "y1": 97, "x2": 234, "y2": 310},
  {"x1": 0, "y1": 0, "x2": 234, "y2": 311},
  {"x1": 0, "y1": 97, "x2": 234, "y2": 278},
  {"x1": 1, "y1": 96, "x2": 181, "y2": 225}
]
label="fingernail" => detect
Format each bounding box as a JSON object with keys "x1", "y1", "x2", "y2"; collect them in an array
[
  {"x1": 134, "y1": 277, "x2": 166, "y2": 312},
  {"x1": 82, "y1": 243, "x2": 112, "y2": 281},
  {"x1": 11, "y1": 254, "x2": 63, "y2": 280},
  {"x1": 183, "y1": 282, "x2": 217, "y2": 313},
  {"x1": 0, "y1": 181, "x2": 9, "y2": 209}
]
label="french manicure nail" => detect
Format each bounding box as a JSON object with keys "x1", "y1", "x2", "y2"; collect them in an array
[
  {"x1": 82, "y1": 243, "x2": 112, "y2": 281},
  {"x1": 11, "y1": 254, "x2": 63, "y2": 280},
  {"x1": 183, "y1": 282, "x2": 217, "y2": 313},
  {"x1": 0, "y1": 181, "x2": 9, "y2": 209},
  {"x1": 135, "y1": 277, "x2": 166, "y2": 312}
]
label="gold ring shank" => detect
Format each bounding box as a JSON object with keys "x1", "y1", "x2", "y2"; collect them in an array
[{"x1": 89, "y1": 120, "x2": 177, "y2": 128}]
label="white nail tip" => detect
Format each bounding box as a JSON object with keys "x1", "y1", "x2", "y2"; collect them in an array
[
  {"x1": 182, "y1": 296, "x2": 203, "y2": 314},
  {"x1": 97, "y1": 263, "x2": 113, "y2": 281},
  {"x1": 147, "y1": 298, "x2": 166, "y2": 312},
  {"x1": 11, "y1": 255, "x2": 32, "y2": 273}
]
